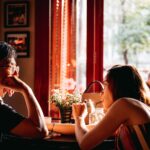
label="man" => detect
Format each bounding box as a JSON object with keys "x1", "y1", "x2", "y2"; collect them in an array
[{"x1": 0, "y1": 41, "x2": 48, "y2": 140}]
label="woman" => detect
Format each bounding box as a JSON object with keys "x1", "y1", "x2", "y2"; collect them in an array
[
  {"x1": 0, "y1": 41, "x2": 48, "y2": 139},
  {"x1": 73, "y1": 65, "x2": 150, "y2": 150}
]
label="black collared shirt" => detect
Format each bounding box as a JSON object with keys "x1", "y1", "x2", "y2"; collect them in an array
[{"x1": 0, "y1": 100, "x2": 25, "y2": 141}]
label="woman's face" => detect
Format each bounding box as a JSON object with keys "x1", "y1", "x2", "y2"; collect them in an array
[{"x1": 101, "y1": 80, "x2": 114, "y2": 112}]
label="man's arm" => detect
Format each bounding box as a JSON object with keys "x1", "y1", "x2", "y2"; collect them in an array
[{"x1": 2, "y1": 76, "x2": 49, "y2": 138}]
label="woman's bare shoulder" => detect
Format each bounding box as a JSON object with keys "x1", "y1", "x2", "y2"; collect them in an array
[
  {"x1": 108, "y1": 98, "x2": 148, "y2": 117},
  {"x1": 112, "y1": 97, "x2": 147, "y2": 107},
  {"x1": 111, "y1": 97, "x2": 150, "y2": 124},
  {"x1": 110, "y1": 97, "x2": 134, "y2": 108}
]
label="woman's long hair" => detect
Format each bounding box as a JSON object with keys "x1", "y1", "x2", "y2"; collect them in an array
[{"x1": 106, "y1": 64, "x2": 150, "y2": 105}]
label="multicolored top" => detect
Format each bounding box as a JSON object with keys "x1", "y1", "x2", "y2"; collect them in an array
[{"x1": 115, "y1": 122, "x2": 150, "y2": 150}]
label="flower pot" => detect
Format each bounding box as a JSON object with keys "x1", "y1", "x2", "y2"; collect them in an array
[{"x1": 60, "y1": 108, "x2": 72, "y2": 123}]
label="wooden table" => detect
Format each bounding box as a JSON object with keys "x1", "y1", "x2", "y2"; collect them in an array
[
  {"x1": 41, "y1": 134, "x2": 80, "y2": 149},
  {"x1": 43, "y1": 134, "x2": 115, "y2": 150},
  {"x1": 0, "y1": 133, "x2": 115, "y2": 150}
]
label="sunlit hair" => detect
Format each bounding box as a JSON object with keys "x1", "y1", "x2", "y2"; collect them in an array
[
  {"x1": 0, "y1": 41, "x2": 16, "y2": 62},
  {"x1": 106, "y1": 64, "x2": 150, "y2": 105}
]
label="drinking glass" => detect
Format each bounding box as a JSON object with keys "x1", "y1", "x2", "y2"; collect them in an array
[{"x1": 89, "y1": 108, "x2": 104, "y2": 124}]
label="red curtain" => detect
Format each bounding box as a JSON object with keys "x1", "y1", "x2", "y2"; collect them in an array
[
  {"x1": 35, "y1": 0, "x2": 49, "y2": 116},
  {"x1": 87, "y1": 0, "x2": 104, "y2": 91},
  {"x1": 34, "y1": 0, "x2": 104, "y2": 114}
]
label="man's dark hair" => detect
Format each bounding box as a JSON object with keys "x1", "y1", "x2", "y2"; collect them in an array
[{"x1": 0, "y1": 41, "x2": 16, "y2": 61}]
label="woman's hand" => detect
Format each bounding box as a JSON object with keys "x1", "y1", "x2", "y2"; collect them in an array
[{"x1": 72, "y1": 103, "x2": 88, "y2": 120}]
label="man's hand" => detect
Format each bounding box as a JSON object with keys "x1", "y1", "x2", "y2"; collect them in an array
[
  {"x1": 3, "y1": 88, "x2": 14, "y2": 97},
  {"x1": 1, "y1": 76, "x2": 26, "y2": 93}
]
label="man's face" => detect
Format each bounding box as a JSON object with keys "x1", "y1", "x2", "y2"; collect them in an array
[
  {"x1": 0, "y1": 57, "x2": 18, "y2": 78},
  {"x1": 0, "y1": 58, "x2": 19, "y2": 97}
]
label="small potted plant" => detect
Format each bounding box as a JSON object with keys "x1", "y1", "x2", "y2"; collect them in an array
[{"x1": 49, "y1": 89, "x2": 81, "y2": 123}]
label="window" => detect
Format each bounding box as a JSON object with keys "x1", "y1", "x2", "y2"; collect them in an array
[
  {"x1": 104, "y1": 0, "x2": 150, "y2": 80},
  {"x1": 35, "y1": 0, "x2": 104, "y2": 115},
  {"x1": 49, "y1": 0, "x2": 87, "y2": 93}
]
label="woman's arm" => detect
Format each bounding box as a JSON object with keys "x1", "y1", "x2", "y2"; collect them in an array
[
  {"x1": 47, "y1": 122, "x2": 75, "y2": 135},
  {"x1": 45, "y1": 119, "x2": 95, "y2": 135},
  {"x1": 73, "y1": 101, "x2": 129, "y2": 150}
]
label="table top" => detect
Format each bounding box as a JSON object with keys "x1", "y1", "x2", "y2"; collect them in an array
[
  {"x1": 1, "y1": 133, "x2": 115, "y2": 150},
  {"x1": 45, "y1": 133, "x2": 77, "y2": 143},
  {"x1": 41, "y1": 133, "x2": 115, "y2": 150},
  {"x1": 42, "y1": 134, "x2": 80, "y2": 149},
  {"x1": 1, "y1": 133, "x2": 79, "y2": 149}
]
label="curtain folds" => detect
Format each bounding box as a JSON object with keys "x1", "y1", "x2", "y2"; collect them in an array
[
  {"x1": 34, "y1": 0, "x2": 104, "y2": 115},
  {"x1": 50, "y1": 0, "x2": 76, "y2": 92}
]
